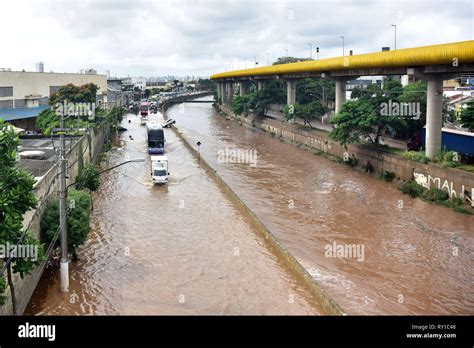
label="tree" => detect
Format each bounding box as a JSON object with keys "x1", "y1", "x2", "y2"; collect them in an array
[
  {"x1": 329, "y1": 99, "x2": 402, "y2": 146},
  {"x1": 382, "y1": 77, "x2": 403, "y2": 98},
  {"x1": 41, "y1": 189, "x2": 91, "y2": 261},
  {"x1": 398, "y1": 80, "x2": 427, "y2": 139},
  {"x1": 273, "y1": 57, "x2": 310, "y2": 65},
  {"x1": 49, "y1": 83, "x2": 98, "y2": 105},
  {"x1": 460, "y1": 99, "x2": 474, "y2": 131},
  {"x1": 296, "y1": 78, "x2": 335, "y2": 105},
  {"x1": 74, "y1": 164, "x2": 100, "y2": 192},
  {"x1": 197, "y1": 78, "x2": 216, "y2": 91},
  {"x1": 283, "y1": 101, "x2": 326, "y2": 128},
  {"x1": 0, "y1": 120, "x2": 44, "y2": 314},
  {"x1": 231, "y1": 94, "x2": 254, "y2": 116}
]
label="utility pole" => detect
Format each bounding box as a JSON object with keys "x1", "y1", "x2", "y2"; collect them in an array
[
  {"x1": 391, "y1": 24, "x2": 397, "y2": 50},
  {"x1": 266, "y1": 53, "x2": 270, "y2": 66},
  {"x1": 59, "y1": 108, "x2": 69, "y2": 293},
  {"x1": 285, "y1": 48, "x2": 289, "y2": 57},
  {"x1": 340, "y1": 36, "x2": 345, "y2": 56}
]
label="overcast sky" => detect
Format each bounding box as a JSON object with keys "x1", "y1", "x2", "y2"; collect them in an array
[{"x1": 1, "y1": 0, "x2": 473, "y2": 77}]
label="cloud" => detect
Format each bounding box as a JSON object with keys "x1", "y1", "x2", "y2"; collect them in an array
[{"x1": 0, "y1": 0, "x2": 472, "y2": 77}]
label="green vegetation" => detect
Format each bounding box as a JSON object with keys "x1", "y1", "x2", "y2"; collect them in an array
[
  {"x1": 422, "y1": 188, "x2": 449, "y2": 202},
  {"x1": 231, "y1": 94, "x2": 255, "y2": 116},
  {"x1": 400, "y1": 180, "x2": 472, "y2": 214},
  {"x1": 283, "y1": 101, "x2": 326, "y2": 127},
  {"x1": 49, "y1": 83, "x2": 98, "y2": 105},
  {"x1": 36, "y1": 83, "x2": 126, "y2": 136},
  {"x1": 435, "y1": 148, "x2": 460, "y2": 168},
  {"x1": 0, "y1": 120, "x2": 44, "y2": 312},
  {"x1": 381, "y1": 170, "x2": 396, "y2": 182},
  {"x1": 331, "y1": 78, "x2": 431, "y2": 146},
  {"x1": 75, "y1": 164, "x2": 100, "y2": 192},
  {"x1": 402, "y1": 151, "x2": 430, "y2": 164},
  {"x1": 295, "y1": 78, "x2": 335, "y2": 105},
  {"x1": 460, "y1": 99, "x2": 474, "y2": 131},
  {"x1": 41, "y1": 189, "x2": 92, "y2": 260},
  {"x1": 329, "y1": 98, "x2": 403, "y2": 146},
  {"x1": 400, "y1": 181, "x2": 427, "y2": 198}
]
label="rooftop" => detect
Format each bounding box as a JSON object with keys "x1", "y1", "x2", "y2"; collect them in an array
[{"x1": 0, "y1": 106, "x2": 49, "y2": 121}]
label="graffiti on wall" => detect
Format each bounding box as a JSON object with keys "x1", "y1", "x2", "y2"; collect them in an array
[{"x1": 413, "y1": 171, "x2": 473, "y2": 207}]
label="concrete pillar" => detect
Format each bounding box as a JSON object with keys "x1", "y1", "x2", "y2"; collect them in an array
[
  {"x1": 220, "y1": 83, "x2": 225, "y2": 104},
  {"x1": 257, "y1": 81, "x2": 264, "y2": 91},
  {"x1": 425, "y1": 78, "x2": 444, "y2": 160},
  {"x1": 216, "y1": 82, "x2": 221, "y2": 101},
  {"x1": 286, "y1": 80, "x2": 296, "y2": 106},
  {"x1": 335, "y1": 78, "x2": 346, "y2": 114},
  {"x1": 240, "y1": 82, "x2": 246, "y2": 97},
  {"x1": 226, "y1": 82, "x2": 234, "y2": 104}
]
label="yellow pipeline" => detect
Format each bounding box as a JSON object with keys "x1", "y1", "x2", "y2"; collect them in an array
[{"x1": 211, "y1": 40, "x2": 474, "y2": 79}]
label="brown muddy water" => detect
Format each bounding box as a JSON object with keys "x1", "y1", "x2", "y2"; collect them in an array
[
  {"x1": 165, "y1": 97, "x2": 474, "y2": 315},
  {"x1": 25, "y1": 112, "x2": 324, "y2": 315}
]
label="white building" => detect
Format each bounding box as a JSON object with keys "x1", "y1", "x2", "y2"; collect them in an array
[{"x1": 124, "y1": 77, "x2": 146, "y2": 91}]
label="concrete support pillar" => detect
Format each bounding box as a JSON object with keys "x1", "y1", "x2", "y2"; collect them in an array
[
  {"x1": 257, "y1": 81, "x2": 264, "y2": 91},
  {"x1": 425, "y1": 78, "x2": 444, "y2": 160},
  {"x1": 286, "y1": 80, "x2": 296, "y2": 106},
  {"x1": 226, "y1": 82, "x2": 234, "y2": 104},
  {"x1": 220, "y1": 83, "x2": 225, "y2": 104},
  {"x1": 335, "y1": 78, "x2": 346, "y2": 114},
  {"x1": 216, "y1": 82, "x2": 221, "y2": 101},
  {"x1": 240, "y1": 82, "x2": 246, "y2": 97}
]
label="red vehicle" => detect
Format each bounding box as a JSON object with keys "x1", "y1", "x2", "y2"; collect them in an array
[{"x1": 140, "y1": 102, "x2": 150, "y2": 125}]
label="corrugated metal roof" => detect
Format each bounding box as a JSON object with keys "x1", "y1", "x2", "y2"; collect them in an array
[{"x1": 0, "y1": 106, "x2": 49, "y2": 121}]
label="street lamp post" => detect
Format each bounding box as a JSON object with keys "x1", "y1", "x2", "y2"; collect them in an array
[
  {"x1": 340, "y1": 36, "x2": 345, "y2": 56},
  {"x1": 391, "y1": 24, "x2": 397, "y2": 50},
  {"x1": 308, "y1": 43, "x2": 312, "y2": 59},
  {"x1": 285, "y1": 48, "x2": 289, "y2": 57}
]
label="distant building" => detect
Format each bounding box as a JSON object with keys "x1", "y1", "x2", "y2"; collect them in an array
[
  {"x1": 123, "y1": 77, "x2": 146, "y2": 91},
  {"x1": 446, "y1": 92, "x2": 474, "y2": 121},
  {"x1": 79, "y1": 68, "x2": 97, "y2": 75},
  {"x1": 107, "y1": 78, "x2": 133, "y2": 106},
  {"x1": 35, "y1": 62, "x2": 44, "y2": 73},
  {"x1": 0, "y1": 70, "x2": 107, "y2": 131},
  {"x1": 346, "y1": 79, "x2": 373, "y2": 90}
]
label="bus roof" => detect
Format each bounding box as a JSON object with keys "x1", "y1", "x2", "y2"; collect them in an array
[{"x1": 147, "y1": 121, "x2": 163, "y2": 129}]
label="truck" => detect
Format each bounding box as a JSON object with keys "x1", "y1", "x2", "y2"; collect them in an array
[
  {"x1": 151, "y1": 155, "x2": 169, "y2": 185},
  {"x1": 421, "y1": 126, "x2": 474, "y2": 159}
]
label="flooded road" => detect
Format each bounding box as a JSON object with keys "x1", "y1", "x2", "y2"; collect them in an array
[
  {"x1": 167, "y1": 98, "x2": 474, "y2": 315},
  {"x1": 26, "y1": 112, "x2": 324, "y2": 315}
]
